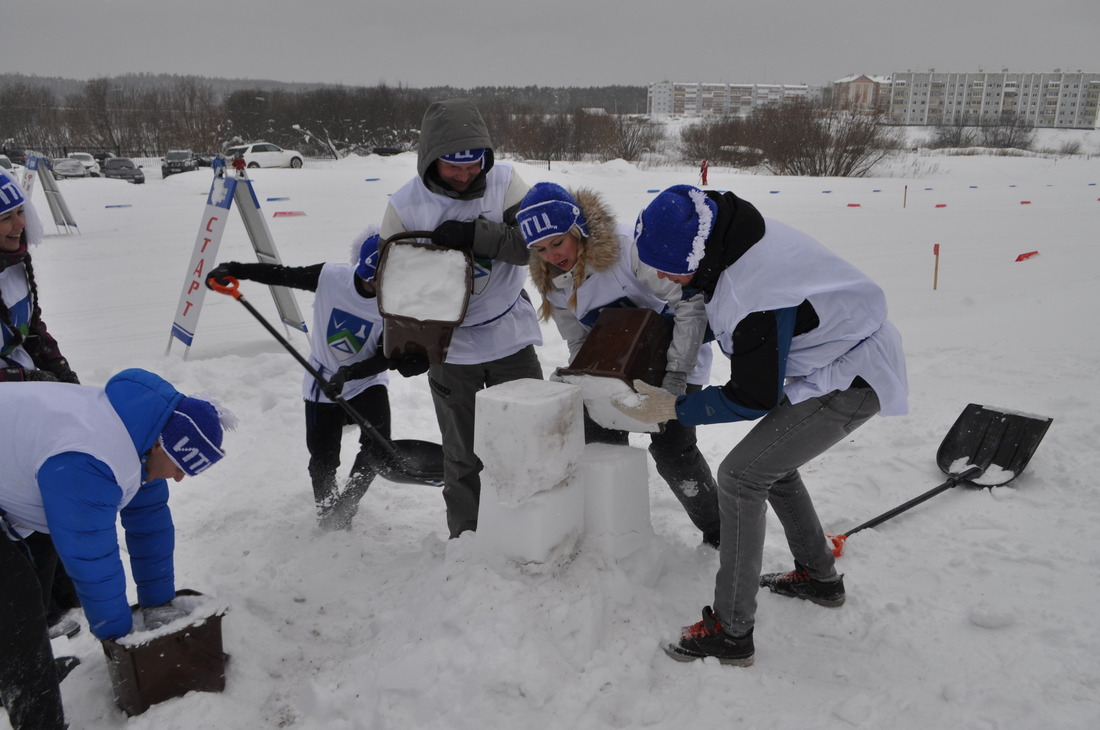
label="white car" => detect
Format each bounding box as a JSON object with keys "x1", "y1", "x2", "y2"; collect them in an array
[
  {"x1": 67, "y1": 152, "x2": 101, "y2": 177},
  {"x1": 226, "y1": 142, "x2": 303, "y2": 169}
]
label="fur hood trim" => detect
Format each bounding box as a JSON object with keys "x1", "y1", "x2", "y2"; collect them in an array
[{"x1": 529, "y1": 187, "x2": 619, "y2": 319}]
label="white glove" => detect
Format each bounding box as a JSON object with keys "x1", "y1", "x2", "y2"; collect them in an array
[
  {"x1": 661, "y1": 370, "x2": 688, "y2": 396},
  {"x1": 611, "y1": 380, "x2": 679, "y2": 425}
]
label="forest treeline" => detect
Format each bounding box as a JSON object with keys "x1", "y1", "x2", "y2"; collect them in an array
[
  {"x1": 6, "y1": 72, "x2": 1037, "y2": 177},
  {"x1": 0, "y1": 73, "x2": 650, "y2": 160}
]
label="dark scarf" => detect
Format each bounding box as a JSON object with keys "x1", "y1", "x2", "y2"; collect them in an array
[{"x1": 0, "y1": 240, "x2": 29, "y2": 273}]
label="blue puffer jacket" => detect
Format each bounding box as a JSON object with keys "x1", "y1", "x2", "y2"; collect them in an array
[{"x1": 38, "y1": 368, "x2": 184, "y2": 639}]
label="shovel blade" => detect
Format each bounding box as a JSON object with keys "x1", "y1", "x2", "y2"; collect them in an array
[
  {"x1": 936, "y1": 404, "x2": 1052, "y2": 487},
  {"x1": 378, "y1": 439, "x2": 445, "y2": 486}
]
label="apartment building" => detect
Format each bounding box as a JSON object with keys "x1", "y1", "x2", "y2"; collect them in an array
[
  {"x1": 647, "y1": 81, "x2": 823, "y2": 116},
  {"x1": 889, "y1": 70, "x2": 1100, "y2": 129},
  {"x1": 832, "y1": 74, "x2": 893, "y2": 112}
]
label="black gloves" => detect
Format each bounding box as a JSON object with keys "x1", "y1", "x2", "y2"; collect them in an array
[
  {"x1": 323, "y1": 366, "x2": 351, "y2": 400},
  {"x1": 10, "y1": 368, "x2": 59, "y2": 382},
  {"x1": 323, "y1": 352, "x2": 430, "y2": 399},
  {"x1": 207, "y1": 262, "x2": 243, "y2": 288},
  {"x1": 430, "y1": 220, "x2": 476, "y2": 250},
  {"x1": 58, "y1": 371, "x2": 80, "y2": 384},
  {"x1": 389, "y1": 353, "x2": 429, "y2": 378}
]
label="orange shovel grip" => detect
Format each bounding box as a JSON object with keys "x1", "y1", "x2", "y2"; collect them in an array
[{"x1": 206, "y1": 274, "x2": 242, "y2": 299}]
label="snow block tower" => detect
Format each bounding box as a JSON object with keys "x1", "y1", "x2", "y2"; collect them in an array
[
  {"x1": 475, "y1": 379, "x2": 652, "y2": 563},
  {"x1": 578, "y1": 443, "x2": 653, "y2": 559},
  {"x1": 475, "y1": 379, "x2": 585, "y2": 562}
]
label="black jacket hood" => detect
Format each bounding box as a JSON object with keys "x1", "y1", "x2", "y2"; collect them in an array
[{"x1": 692, "y1": 190, "x2": 767, "y2": 298}]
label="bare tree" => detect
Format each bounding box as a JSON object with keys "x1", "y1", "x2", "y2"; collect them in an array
[
  {"x1": 750, "y1": 100, "x2": 901, "y2": 177},
  {"x1": 608, "y1": 114, "x2": 663, "y2": 162},
  {"x1": 930, "y1": 115, "x2": 978, "y2": 149},
  {"x1": 1, "y1": 80, "x2": 60, "y2": 154},
  {"x1": 977, "y1": 114, "x2": 1035, "y2": 151},
  {"x1": 679, "y1": 116, "x2": 763, "y2": 167}
]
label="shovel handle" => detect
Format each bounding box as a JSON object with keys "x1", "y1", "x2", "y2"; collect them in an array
[
  {"x1": 829, "y1": 465, "x2": 984, "y2": 557},
  {"x1": 206, "y1": 275, "x2": 242, "y2": 300}
]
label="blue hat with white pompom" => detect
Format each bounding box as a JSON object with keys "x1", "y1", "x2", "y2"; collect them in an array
[{"x1": 633, "y1": 185, "x2": 718, "y2": 275}]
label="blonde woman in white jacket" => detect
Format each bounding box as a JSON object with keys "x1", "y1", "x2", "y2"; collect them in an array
[{"x1": 519, "y1": 182, "x2": 720, "y2": 548}]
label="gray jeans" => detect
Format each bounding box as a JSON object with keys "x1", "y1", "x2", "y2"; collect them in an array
[{"x1": 713, "y1": 385, "x2": 881, "y2": 635}]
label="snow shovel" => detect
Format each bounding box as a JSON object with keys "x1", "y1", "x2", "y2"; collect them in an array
[
  {"x1": 206, "y1": 275, "x2": 444, "y2": 487},
  {"x1": 829, "y1": 403, "x2": 1052, "y2": 557}
]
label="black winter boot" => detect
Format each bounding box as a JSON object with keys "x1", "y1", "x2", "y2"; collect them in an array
[
  {"x1": 760, "y1": 562, "x2": 846, "y2": 607},
  {"x1": 663, "y1": 607, "x2": 754, "y2": 667}
]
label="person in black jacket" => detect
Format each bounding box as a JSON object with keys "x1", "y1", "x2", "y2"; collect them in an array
[{"x1": 208, "y1": 230, "x2": 428, "y2": 530}]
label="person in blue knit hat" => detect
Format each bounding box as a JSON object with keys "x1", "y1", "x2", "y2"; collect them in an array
[
  {"x1": 0, "y1": 368, "x2": 235, "y2": 730},
  {"x1": 519, "y1": 182, "x2": 721, "y2": 548},
  {"x1": 617, "y1": 184, "x2": 908, "y2": 667},
  {"x1": 208, "y1": 226, "x2": 429, "y2": 531}
]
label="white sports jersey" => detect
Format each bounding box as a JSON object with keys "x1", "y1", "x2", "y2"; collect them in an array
[
  {"x1": 302, "y1": 263, "x2": 388, "y2": 403},
  {"x1": 707, "y1": 218, "x2": 908, "y2": 416},
  {"x1": 384, "y1": 163, "x2": 541, "y2": 364},
  {"x1": 0, "y1": 384, "x2": 140, "y2": 534}
]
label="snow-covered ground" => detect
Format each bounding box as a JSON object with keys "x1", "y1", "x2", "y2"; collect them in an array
[{"x1": 14, "y1": 140, "x2": 1100, "y2": 729}]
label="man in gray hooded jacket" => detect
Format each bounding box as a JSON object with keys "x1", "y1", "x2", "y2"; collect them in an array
[{"x1": 380, "y1": 99, "x2": 543, "y2": 538}]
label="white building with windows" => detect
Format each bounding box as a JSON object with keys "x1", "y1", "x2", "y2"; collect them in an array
[
  {"x1": 888, "y1": 70, "x2": 1100, "y2": 129},
  {"x1": 647, "y1": 81, "x2": 823, "y2": 117}
]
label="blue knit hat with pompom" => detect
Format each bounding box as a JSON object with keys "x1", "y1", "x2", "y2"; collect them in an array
[{"x1": 633, "y1": 185, "x2": 718, "y2": 275}]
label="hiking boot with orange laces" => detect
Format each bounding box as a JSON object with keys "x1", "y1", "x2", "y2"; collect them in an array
[
  {"x1": 759, "y1": 562, "x2": 845, "y2": 607},
  {"x1": 663, "y1": 606, "x2": 754, "y2": 666}
]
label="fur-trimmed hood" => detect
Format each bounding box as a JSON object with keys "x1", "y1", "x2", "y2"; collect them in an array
[{"x1": 529, "y1": 187, "x2": 620, "y2": 317}]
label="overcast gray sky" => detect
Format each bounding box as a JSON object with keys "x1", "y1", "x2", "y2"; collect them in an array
[{"x1": 6, "y1": 0, "x2": 1099, "y2": 88}]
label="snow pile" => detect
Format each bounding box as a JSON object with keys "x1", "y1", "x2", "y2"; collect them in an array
[{"x1": 14, "y1": 143, "x2": 1099, "y2": 730}]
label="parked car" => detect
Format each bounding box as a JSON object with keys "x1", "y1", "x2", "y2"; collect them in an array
[
  {"x1": 2, "y1": 149, "x2": 28, "y2": 166},
  {"x1": 102, "y1": 157, "x2": 145, "y2": 184},
  {"x1": 225, "y1": 142, "x2": 303, "y2": 169},
  {"x1": 50, "y1": 158, "x2": 88, "y2": 178},
  {"x1": 0, "y1": 154, "x2": 15, "y2": 174},
  {"x1": 68, "y1": 152, "x2": 101, "y2": 177},
  {"x1": 161, "y1": 149, "x2": 198, "y2": 177}
]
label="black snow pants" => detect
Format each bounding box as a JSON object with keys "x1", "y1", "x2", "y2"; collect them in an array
[
  {"x1": 0, "y1": 531, "x2": 66, "y2": 730},
  {"x1": 304, "y1": 384, "x2": 390, "y2": 527}
]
